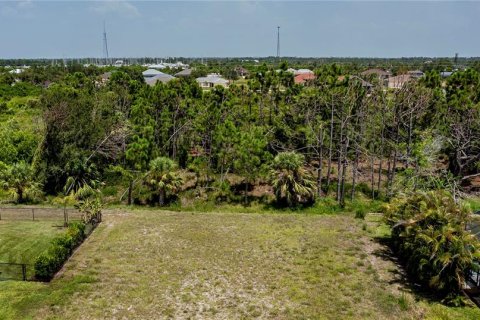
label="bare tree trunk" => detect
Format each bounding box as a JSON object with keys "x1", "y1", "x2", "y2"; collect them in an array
[
  {"x1": 406, "y1": 111, "x2": 414, "y2": 169},
  {"x1": 377, "y1": 97, "x2": 386, "y2": 196},
  {"x1": 317, "y1": 127, "x2": 324, "y2": 197},
  {"x1": 351, "y1": 145, "x2": 359, "y2": 201},
  {"x1": 371, "y1": 156, "x2": 375, "y2": 199},
  {"x1": 340, "y1": 137, "x2": 350, "y2": 207},
  {"x1": 326, "y1": 101, "x2": 334, "y2": 193},
  {"x1": 336, "y1": 124, "x2": 344, "y2": 202},
  {"x1": 386, "y1": 155, "x2": 392, "y2": 194},
  {"x1": 389, "y1": 124, "x2": 400, "y2": 197}
]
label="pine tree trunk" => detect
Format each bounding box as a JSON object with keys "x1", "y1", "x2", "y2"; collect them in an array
[
  {"x1": 371, "y1": 156, "x2": 375, "y2": 199},
  {"x1": 326, "y1": 102, "x2": 334, "y2": 193},
  {"x1": 317, "y1": 127, "x2": 324, "y2": 197},
  {"x1": 351, "y1": 146, "x2": 359, "y2": 201},
  {"x1": 340, "y1": 137, "x2": 349, "y2": 207},
  {"x1": 336, "y1": 121, "x2": 344, "y2": 202}
]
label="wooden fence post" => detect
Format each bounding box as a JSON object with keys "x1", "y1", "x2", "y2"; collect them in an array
[
  {"x1": 64, "y1": 204, "x2": 68, "y2": 227},
  {"x1": 21, "y1": 264, "x2": 27, "y2": 281},
  {"x1": 32, "y1": 208, "x2": 35, "y2": 221}
]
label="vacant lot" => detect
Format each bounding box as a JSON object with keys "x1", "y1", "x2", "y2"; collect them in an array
[
  {"x1": 1, "y1": 209, "x2": 480, "y2": 319},
  {"x1": 0, "y1": 220, "x2": 64, "y2": 280}
]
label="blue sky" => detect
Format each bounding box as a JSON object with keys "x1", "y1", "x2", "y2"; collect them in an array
[{"x1": 0, "y1": 1, "x2": 479, "y2": 58}]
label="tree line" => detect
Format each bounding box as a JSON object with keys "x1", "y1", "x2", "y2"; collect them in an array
[{"x1": 0, "y1": 63, "x2": 479, "y2": 207}]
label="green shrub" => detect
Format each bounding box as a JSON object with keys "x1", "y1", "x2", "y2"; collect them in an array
[
  {"x1": 384, "y1": 190, "x2": 480, "y2": 301},
  {"x1": 355, "y1": 207, "x2": 367, "y2": 219},
  {"x1": 34, "y1": 222, "x2": 86, "y2": 281},
  {"x1": 102, "y1": 185, "x2": 118, "y2": 197}
]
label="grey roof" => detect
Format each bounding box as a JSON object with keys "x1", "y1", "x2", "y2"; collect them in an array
[
  {"x1": 142, "y1": 69, "x2": 163, "y2": 77},
  {"x1": 145, "y1": 74, "x2": 176, "y2": 86},
  {"x1": 350, "y1": 75, "x2": 373, "y2": 88},
  {"x1": 196, "y1": 74, "x2": 228, "y2": 85},
  {"x1": 175, "y1": 68, "x2": 192, "y2": 77},
  {"x1": 440, "y1": 71, "x2": 453, "y2": 78}
]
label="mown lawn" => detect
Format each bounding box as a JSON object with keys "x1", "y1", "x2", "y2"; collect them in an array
[
  {"x1": 1, "y1": 209, "x2": 480, "y2": 319},
  {"x1": 0, "y1": 220, "x2": 64, "y2": 280}
]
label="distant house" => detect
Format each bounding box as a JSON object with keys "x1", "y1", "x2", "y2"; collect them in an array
[
  {"x1": 440, "y1": 71, "x2": 453, "y2": 78},
  {"x1": 175, "y1": 68, "x2": 193, "y2": 77},
  {"x1": 8, "y1": 68, "x2": 23, "y2": 74},
  {"x1": 145, "y1": 73, "x2": 176, "y2": 86},
  {"x1": 294, "y1": 69, "x2": 314, "y2": 76},
  {"x1": 361, "y1": 68, "x2": 391, "y2": 79},
  {"x1": 294, "y1": 73, "x2": 316, "y2": 85},
  {"x1": 148, "y1": 64, "x2": 166, "y2": 70},
  {"x1": 338, "y1": 75, "x2": 373, "y2": 90},
  {"x1": 114, "y1": 60, "x2": 124, "y2": 67},
  {"x1": 408, "y1": 70, "x2": 424, "y2": 79},
  {"x1": 142, "y1": 69, "x2": 163, "y2": 78},
  {"x1": 234, "y1": 67, "x2": 249, "y2": 78},
  {"x1": 196, "y1": 74, "x2": 229, "y2": 88},
  {"x1": 350, "y1": 76, "x2": 374, "y2": 90},
  {"x1": 388, "y1": 74, "x2": 412, "y2": 89}
]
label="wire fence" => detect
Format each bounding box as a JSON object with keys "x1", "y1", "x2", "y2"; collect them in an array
[
  {"x1": 0, "y1": 212, "x2": 98, "y2": 282},
  {"x1": 0, "y1": 262, "x2": 31, "y2": 281},
  {"x1": 0, "y1": 207, "x2": 83, "y2": 225}
]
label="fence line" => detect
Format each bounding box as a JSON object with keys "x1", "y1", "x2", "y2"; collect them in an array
[
  {"x1": 0, "y1": 262, "x2": 30, "y2": 281},
  {"x1": 0, "y1": 207, "x2": 83, "y2": 225}
]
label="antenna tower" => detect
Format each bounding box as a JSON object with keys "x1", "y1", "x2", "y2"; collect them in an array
[
  {"x1": 103, "y1": 21, "x2": 109, "y2": 65},
  {"x1": 276, "y1": 26, "x2": 280, "y2": 59}
]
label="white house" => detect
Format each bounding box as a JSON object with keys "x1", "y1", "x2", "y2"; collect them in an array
[{"x1": 196, "y1": 74, "x2": 229, "y2": 88}]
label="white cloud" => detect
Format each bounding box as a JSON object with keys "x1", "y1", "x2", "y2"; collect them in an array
[{"x1": 91, "y1": 0, "x2": 140, "y2": 18}]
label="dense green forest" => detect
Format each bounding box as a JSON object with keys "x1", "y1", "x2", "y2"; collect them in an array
[{"x1": 1, "y1": 61, "x2": 479, "y2": 207}]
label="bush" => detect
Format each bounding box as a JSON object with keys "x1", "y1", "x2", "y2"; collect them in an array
[
  {"x1": 34, "y1": 222, "x2": 86, "y2": 281},
  {"x1": 355, "y1": 207, "x2": 367, "y2": 219},
  {"x1": 101, "y1": 185, "x2": 118, "y2": 197},
  {"x1": 384, "y1": 190, "x2": 480, "y2": 301}
]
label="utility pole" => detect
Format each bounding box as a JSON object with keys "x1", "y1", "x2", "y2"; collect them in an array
[{"x1": 276, "y1": 26, "x2": 280, "y2": 59}]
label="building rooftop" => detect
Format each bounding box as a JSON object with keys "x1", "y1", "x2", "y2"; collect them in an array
[
  {"x1": 142, "y1": 69, "x2": 163, "y2": 77},
  {"x1": 145, "y1": 73, "x2": 176, "y2": 86},
  {"x1": 175, "y1": 69, "x2": 193, "y2": 77}
]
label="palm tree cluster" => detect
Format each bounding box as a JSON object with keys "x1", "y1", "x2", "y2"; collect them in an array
[
  {"x1": 384, "y1": 191, "x2": 480, "y2": 301},
  {"x1": 145, "y1": 157, "x2": 183, "y2": 206},
  {"x1": 0, "y1": 161, "x2": 42, "y2": 203},
  {"x1": 269, "y1": 152, "x2": 316, "y2": 207}
]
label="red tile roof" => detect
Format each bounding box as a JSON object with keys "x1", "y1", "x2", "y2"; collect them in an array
[{"x1": 294, "y1": 73, "x2": 316, "y2": 84}]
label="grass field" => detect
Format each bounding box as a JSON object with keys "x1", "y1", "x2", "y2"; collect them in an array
[
  {"x1": 1, "y1": 209, "x2": 480, "y2": 319},
  {"x1": 0, "y1": 220, "x2": 64, "y2": 280}
]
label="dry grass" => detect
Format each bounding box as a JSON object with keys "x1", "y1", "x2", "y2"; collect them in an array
[{"x1": 1, "y1": 209, "x2": 480, "y2": 319}]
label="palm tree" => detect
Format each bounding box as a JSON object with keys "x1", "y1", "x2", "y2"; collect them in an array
[
  {"x1": 1, "y1": 161, "x2": 42, "y2": 203},
  {"x1": 146, "y1": 157, "x2": 183, "y2": 206},
  {"x1": 387, "y1": 190, "x2": 480, "y2": 296},
  {"x1": 269, "y1": 152, "x2": 315, "y2": 207},
  {"x1": 63, "y1": 159, "x2": 99, "y2": 197}
]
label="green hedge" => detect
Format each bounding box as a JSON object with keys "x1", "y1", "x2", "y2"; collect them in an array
[{"x1": 34, "y1": 222, "x2": 86, "y2": 281}]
